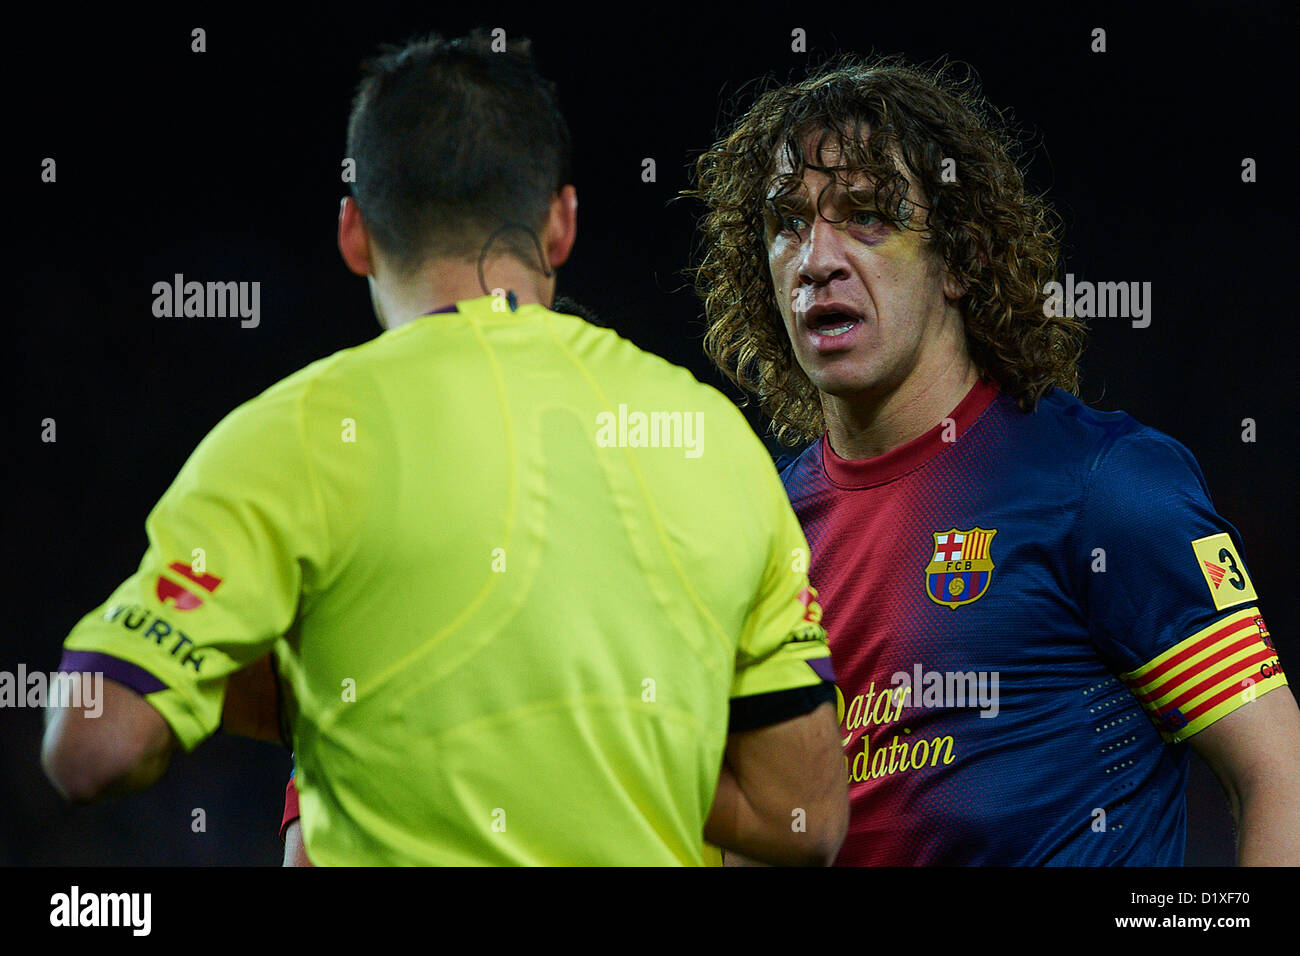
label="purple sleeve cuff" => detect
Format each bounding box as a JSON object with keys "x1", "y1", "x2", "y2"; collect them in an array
[
  {"x1": 58, "y1": 650, "x2": 168, "y2": 696},
  {"x1": 807, "y1": 655, "x2": 836, "y2": 683}
]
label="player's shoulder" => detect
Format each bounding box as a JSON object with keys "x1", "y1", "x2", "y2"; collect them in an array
[
  {"x1": 1025, "y1": 389, "x2": 1209, "y2": 502},
  {"x1": 773, "y1": 438, "x2": 820, "y2": 489},
  {"x1": 1020, "y1": 388, "x2": 1198, "y2": 476}
]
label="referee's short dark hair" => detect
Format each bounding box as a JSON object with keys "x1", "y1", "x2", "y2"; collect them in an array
[{"x1": 346, "y1": 30, "x2": 573, "y2": 277}]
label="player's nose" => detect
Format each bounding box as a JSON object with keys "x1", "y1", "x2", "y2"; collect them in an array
[{"x1": 797, "y1": 216, "x2": 851, "y2": 285}]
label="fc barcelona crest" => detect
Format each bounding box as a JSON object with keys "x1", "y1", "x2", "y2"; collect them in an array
[{"x1": 925, "y1": 528, "x2": 997, "y2": 609}]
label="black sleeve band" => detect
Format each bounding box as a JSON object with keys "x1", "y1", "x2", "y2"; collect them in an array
[{"x1": 729, "y1": 681, "x2": 836, "y2": 734}]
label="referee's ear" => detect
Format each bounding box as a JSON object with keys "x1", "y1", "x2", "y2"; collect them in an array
[
  {"x1": 543, "y1": 185, "x2": 578, "y2": 271},
  {"x1": 338, "y1": 197, "x2": 374, "y2": 277}
]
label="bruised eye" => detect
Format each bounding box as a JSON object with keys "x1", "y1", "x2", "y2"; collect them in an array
[{"x1": 767, "y1": 205, "x2": 883, "y2": 238}]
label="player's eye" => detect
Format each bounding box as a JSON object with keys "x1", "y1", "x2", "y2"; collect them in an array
[
  {"x1": 848, "y1": 208, "x2": 882, "y2": 228},
  {"x1": 779, "y1": 213, "x2": 809, "y2": 233},
  {"x1": 766, "y1": 200, "x2": 809, "y2": 236}
]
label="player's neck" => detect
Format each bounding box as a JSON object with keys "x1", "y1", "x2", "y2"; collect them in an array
[
  {"x1": 378, "y1": 256, "x2": 553, "y2": 330},
  {"x1": 821, "y1": 352, "x2": 980, "y2": 461}
]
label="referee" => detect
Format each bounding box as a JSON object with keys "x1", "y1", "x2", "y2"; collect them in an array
[{"x1": 41, "y1": 30, "x2": 847, "y2": 866}]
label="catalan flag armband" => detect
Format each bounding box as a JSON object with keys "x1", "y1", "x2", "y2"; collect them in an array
[{"x1": 1122, "y1": 607, "x2": 1286, "y2": 744}]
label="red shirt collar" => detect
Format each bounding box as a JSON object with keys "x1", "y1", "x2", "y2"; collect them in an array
[{"x1": 820, "y1": 378, "x2": 1001, "y2": 489}]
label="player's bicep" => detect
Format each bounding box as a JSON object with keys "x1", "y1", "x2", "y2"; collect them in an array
[{"x1": 1119, "y1": 607, "x2": 1284, "y2": 743}]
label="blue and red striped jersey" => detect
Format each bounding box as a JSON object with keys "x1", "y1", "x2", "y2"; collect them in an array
[{"x1": 780, "y1": 379, "x2": 1284, "y2": 865}]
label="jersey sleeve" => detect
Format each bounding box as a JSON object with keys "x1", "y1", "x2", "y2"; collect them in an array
[
  {"x1": 731, "y1": 454, "x2": 834, "y2": 704},
  {"x1": 1080, "y1": 428, "x2": 1283, "y2": 744},
  {"x1": 58, "y1": 377, "x2": 329, "y2": 752},
  {"x1": 281, "y1": 767, "x2": 301, "y2": 841}
]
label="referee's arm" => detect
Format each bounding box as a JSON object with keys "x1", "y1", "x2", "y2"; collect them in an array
[
  {"x1": 705, "y1": 693, "x2": 847, "y2": 866},
  {"x1": 42, "y1": 679, "x2": 177, "y2": 803}
]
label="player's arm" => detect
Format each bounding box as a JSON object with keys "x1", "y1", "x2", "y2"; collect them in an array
[
  {"x1": 42, "y1": 678, "x2": 177, "y2": 802},
  {"x1": 1188, "y1": 684, "x2": 1300, "y2": 865},
  {"x1": 705, "y1": 698, "x2": 846, "y2": 866},
  {"x1": 1084, "y1": 431, "x2": 1295, "y2": 866}
]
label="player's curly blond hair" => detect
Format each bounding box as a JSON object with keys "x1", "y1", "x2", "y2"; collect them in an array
[{"x1": 686, "y1": 56, "x2": 1086, "y2": 446}]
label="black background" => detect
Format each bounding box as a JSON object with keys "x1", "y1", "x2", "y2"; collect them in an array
[{"x1": 5, "y1": 1, "x2": 1296, "y2": 867}]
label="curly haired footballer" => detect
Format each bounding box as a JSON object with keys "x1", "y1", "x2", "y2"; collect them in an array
[{"x1": 688, "y1": 56, "x2": 1085, "y2": 446}]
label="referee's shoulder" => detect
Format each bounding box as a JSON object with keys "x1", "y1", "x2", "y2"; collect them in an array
[
  {"x1": 215, "y1": 339, "x2": 378, "y2": 434},
  {"x1": 256, "y1": 347, "x2": 358, "y2": 404},
  {"x1": 550, "y1": 308, "x2": 751, "y2": 418}
]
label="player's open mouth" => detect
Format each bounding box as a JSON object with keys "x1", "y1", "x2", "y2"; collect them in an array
[
  {"x1": 814, "y1": 316, "x2": 858, "y2": 336},
  {"x1": 804, "y1": 303, "x2": 864, "y2": 330},
  {"x1": 802, "y1": 304, "x2": 864, "y2": 349}
]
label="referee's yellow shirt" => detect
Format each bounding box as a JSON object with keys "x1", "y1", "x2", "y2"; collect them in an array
[{"x1": 61, "y1": 295, "x2": 831, "y2": 865}]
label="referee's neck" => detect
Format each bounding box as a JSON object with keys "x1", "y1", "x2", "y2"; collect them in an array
[{"x1": 376, "y1": 257, "x2": 553, "y2": 331}]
